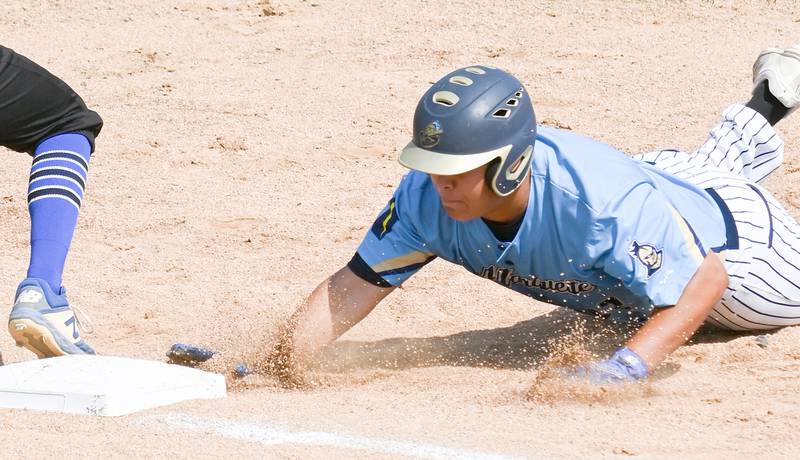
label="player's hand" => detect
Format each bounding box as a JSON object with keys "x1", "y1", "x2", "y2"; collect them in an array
[{"x1": 570, "y1": 347, "x2": 649, "y2": 384}]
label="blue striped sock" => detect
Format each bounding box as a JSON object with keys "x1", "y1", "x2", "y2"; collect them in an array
[{"x1": 26, "y1": 133, "x2": 91, "y2": 290}]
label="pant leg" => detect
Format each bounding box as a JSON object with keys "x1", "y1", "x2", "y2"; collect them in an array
[
  {"x1": 634, "y1": 105, "x2": 799, "y2": 331},
  {"x1": 693, "y1": 104, "x2": 783, "y2": 183},
  {"x1": 707, "y1": 183, "x2": 800, "y2": 330},
  {"x1": 0, "y1": 45, "x2": 103, "y2": 154},
  {"x1": 634, "y1": 104, "x2": 784, "y2": 186}
]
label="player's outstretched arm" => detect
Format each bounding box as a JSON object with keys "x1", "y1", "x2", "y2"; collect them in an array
[
  {"x1": 625, "y1": 251, "x2": 728, "y2": 369},
  {"x1": 279, "y1": 266, "x2": 395, "y2": 373},
  {"x1": 574, "y1": 252, "x2": 728, "y2": 384}
]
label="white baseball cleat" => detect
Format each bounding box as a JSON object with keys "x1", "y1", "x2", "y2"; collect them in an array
[
  {"x1": 753, "y1": 44, "x2": 800, "y2": 112},
  {"x1": 8, "y1": 278, "x2": 95, "y2": 358}
]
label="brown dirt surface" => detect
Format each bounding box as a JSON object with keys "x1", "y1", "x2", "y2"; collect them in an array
[{"x1": 2, "y1": 0, "x2": 800, "y2": 458}]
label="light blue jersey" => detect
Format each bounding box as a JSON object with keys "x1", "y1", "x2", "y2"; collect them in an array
[{"x1": 356, "y1": 126, "x2": 729, "y2": 319}]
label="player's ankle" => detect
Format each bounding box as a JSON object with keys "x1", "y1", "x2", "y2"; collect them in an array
[{"x1": 746, "y1": 80, "x2": 790, "y2": 126}]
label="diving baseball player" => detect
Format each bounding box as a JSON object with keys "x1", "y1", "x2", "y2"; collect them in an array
[
  {"x1": 1, "y1": 45, "x2": 102, "y2": 359},
  {"x1": 280, "y1": 44, "x2": 800, "y2": 384}
]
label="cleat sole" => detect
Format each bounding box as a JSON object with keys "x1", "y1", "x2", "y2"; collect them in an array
[{"x1": 8, "y1": 318, "x2": 69, "y2": 359}]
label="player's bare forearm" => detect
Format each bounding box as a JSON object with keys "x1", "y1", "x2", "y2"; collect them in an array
[
  {"x1": 625, "y1": 252, "x2": 728, "y2": 371},
  {"x1": 282, "y1": 266, "x2": 395, "y2": 369}
]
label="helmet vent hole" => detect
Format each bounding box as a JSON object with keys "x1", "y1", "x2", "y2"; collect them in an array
[
  {"x1": 492, "y1": 108, "x2": 511, "y2": 118},
  {"x1": 514, "y1": 91, "x2": 523, "y2": 97},
  {"x1": 449, "y1": 75, "x2": 473, "y2": 86},
  {"x1": 506, "y1": 98, "x2": 518, "y2": 106},
  {"x1": 432, "y1": 91, "x2": 460, "y2": 107},
  {"x1": 465, "y1": 67, "x2": 486, "y2": 75}
]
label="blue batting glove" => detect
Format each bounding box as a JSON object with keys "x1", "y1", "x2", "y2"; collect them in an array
[{"x1": 571, "y1": 347, "x2": 649, "y2": 384}]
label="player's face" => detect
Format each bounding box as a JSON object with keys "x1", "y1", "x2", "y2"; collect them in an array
[{"x1": 429, "y1": 164, "x2": 506, "y2": 221}]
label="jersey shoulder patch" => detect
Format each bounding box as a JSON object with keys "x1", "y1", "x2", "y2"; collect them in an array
[
  {"x1": 628, "y1": 240, "x2": 663, "y2": 278},
  {"x1": 370, "y1": 198, "x2": 398, "y2": 240}
]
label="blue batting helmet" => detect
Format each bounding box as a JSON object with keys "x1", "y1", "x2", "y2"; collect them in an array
[{"x1": 399, "y1": 65, "x2": 537, "y2": 196}]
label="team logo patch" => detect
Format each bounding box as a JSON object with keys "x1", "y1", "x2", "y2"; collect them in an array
[
  {"x1": 629, "y1": 241, "x2": 663, "y2": 278},
  {"x1": 418, "y1": 120, "x2": 443, "y2": 149},
  {"x1": 370, "y1": 198, "x2": 398, "y2": 240}
]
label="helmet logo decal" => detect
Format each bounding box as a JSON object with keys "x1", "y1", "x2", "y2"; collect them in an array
[{"x1": 419, "y1": 120, "x2": 443, "y2": 149}]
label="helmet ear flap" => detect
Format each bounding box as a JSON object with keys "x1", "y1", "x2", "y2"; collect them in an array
[
  {"x1": 484, "y1": 158, "x2": 502, "y2": 193},
  {"x1": 485, "y1": 144, "x2": 534, "y2": 196}
]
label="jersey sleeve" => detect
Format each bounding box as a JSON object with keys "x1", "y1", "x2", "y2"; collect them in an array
[
  {"x1": 352, "y1": 178, "x2": 436, "y2": 287},
  {"x1": 587, "y1": 182, "x2": 707, "y2": 307}
]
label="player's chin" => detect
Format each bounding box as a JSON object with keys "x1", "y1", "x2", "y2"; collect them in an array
[{"x1": 441, "y1": 202, "x2": 476, "y2": 221}]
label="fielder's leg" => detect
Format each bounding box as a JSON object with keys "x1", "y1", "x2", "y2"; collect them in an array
[{"x1": 0, "y1": 45, "x2": 102, "y2": 357}]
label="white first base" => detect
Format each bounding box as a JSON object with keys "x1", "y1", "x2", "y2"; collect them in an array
[{"x1": 0, "y1": 355, "x2": 226, "y2": 416}]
